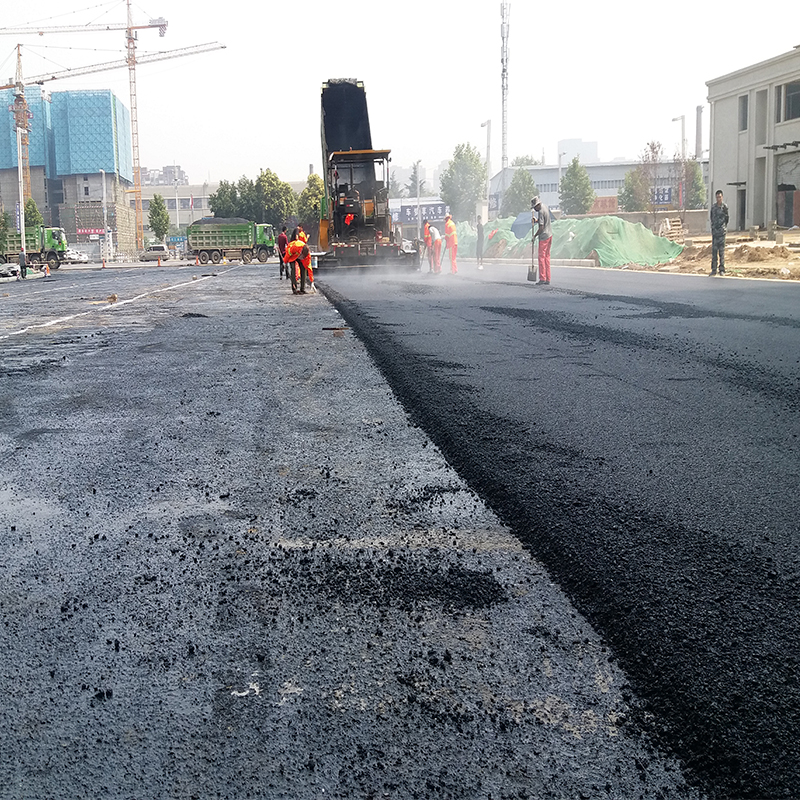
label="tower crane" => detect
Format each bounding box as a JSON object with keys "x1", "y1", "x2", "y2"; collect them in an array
[{"x1": 0, "y1": 1, "x2": 225, "y2": 249}]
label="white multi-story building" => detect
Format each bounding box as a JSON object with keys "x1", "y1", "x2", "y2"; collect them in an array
[{"x1": 707, "y1": 46, "x2": 800, "y2": 231}]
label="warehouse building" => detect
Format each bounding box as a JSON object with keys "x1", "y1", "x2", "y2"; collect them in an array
[
  {"x1": 707, "y1": 46, "x2": 800, "y2": 230},
  {"x1": 0, "y1": 87, "x2": 136, "y2": 256}
]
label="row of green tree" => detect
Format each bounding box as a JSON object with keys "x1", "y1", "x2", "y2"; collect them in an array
[
  {"x1": 170, "y1": 141, "x2": 707, "y2": 243},
  {"x1": 146, "y1": 172, "x2": 326, "y2": 242}
]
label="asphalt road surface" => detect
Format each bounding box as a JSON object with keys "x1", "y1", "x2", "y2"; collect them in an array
[{"x1": 0, "y1": 259, "x2": 796, "y2": 798}]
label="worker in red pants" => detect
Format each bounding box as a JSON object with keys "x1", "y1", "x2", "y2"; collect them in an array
[
  {"x1": 444, "y1": 213, "x2": 458, "y2": 273},
  {"x1": 429, "y1": 223, "x2": 443, "y2": 273},
  {"x1": 531, "y1": 196, "x2": 552, "y2": 285},
  {"x1": 423, "y1": 219, "x2": 433, "y2": 272}
]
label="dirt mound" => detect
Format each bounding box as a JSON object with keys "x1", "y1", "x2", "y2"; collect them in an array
[
  {"x1": 731, "y1": 245, "x2": 791, "y2": 262},
  {"x1": 680, "y1": 244, "x2": 712, "y2": 262}
]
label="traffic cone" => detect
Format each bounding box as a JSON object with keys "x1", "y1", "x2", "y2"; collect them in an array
[
  {"x1": 158, "y1": 257, "x2": 161, "y2": 266},
  {"x1": 44, "y1": 264, "x2": 51, "y2": 277},
  {"x1": 195, "y1": 255, "x2": 199, "y2": 266},
  {"x1": 102, "y1": 259, "x2": 106, "y2": 269}
]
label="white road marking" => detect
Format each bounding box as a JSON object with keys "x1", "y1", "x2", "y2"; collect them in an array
[{"x1": 0, "y1": 269, "x2": 233, "y2": 341}]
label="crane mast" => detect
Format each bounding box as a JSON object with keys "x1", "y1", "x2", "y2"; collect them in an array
[{"x1": 127, "y1": 0, "x2": 145, "y2": 250}]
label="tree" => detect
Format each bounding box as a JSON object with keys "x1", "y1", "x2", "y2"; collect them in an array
[
  {"x1": 617, "y1": 166, "x2": 650, "y2": 212},
  {"x1": 0, "y1": 211, "x2": 10, "y2": 254},
  {"x1": 405, "y1": 162, "x2": 425, "y2": 198},
  {"x1": 670, "y1": 156, "x2": 707, "y2": 211},
  {"x1": 439, "y1": 143, "x2": 487, "y2": 221},
  {"x1": 501, "y1": 168, "x2": 538, "y2": 217},
  {"x1": 255, "y1": 168, "x2": 296, "y2": 228},
  {"x1": 236, "y1": 176, "x2": 261, "y2": 222},
  {"x1": 209, "y1": 180, "x2": 238, "y2": 218},
  {"x1": 640, "y1": 141, "x2": 663, "y2": 221},
  {"x1": 148, "y1": 194, "x2": 170, "y2": 242},
  {"x1": 684, "y1": 160, "x2": 707, "y2": 210},
  {"x1": 559, "y1": 156, "x2": 596, "y2": 215},
  {"x1": 24, "y1": 198, "x2": 43, "y2": 228},
  {"x1": 297, "y1": 174, "x2": 325, "y2": 225},
  {"x1": 389, "y1": 170, "x2": 404, "y2": 199},
  {"x1": 511, "y1": 155, "x2": 541, "y2": 166}
]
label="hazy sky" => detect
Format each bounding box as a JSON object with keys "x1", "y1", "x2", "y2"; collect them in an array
[{"x1": 1, "y1": 0, "x2": 796, "y2": 184}]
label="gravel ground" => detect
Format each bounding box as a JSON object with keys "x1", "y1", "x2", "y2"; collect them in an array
[{"x1": 0, "y1": 267, "x2": 699, "y2": 799}]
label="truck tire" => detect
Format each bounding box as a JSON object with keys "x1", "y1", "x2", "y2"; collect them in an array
[
  {"x1": 242, "y1": 250, "x2": 253, "y2": 264},
  {"x1": 199, "y1": 251, "x2": 210, "y2": 265},
  {"x1": 47, "y1": 253, "x2": 60, "y2": 270},
  {"x1": 211, "y1": 250, "x2": 221, "y2": 265},
  {"x1": 257, "y1": 248, "x2": 268, "y2": 263}
]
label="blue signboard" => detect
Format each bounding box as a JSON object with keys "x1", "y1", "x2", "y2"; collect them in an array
[
  {"x1": 168, "y1": 236, "x2": 187, "y2": 243},
  {"x1": 392, "y1": 202, "x2": 450, "y2": 224},
  {"x1": 652, "y1": 187, "x2": 672, "y2": 205}
]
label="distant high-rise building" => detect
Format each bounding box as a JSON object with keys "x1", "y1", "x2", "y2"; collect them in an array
[{"x1": 0, "y1": 87, "x2": 137, "y2": 255}]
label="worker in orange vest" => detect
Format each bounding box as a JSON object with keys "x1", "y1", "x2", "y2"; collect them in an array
[
  {"x1": 423, "y1": 219, "x2": 433, "y2": 273},
  {"x1": 297, "y1": 224, "x2": 309, "y2": 244},
  {"x1": 444, "y1": 214, "x2": 458, "y2": 274},
  {"x1": 284, "y1": 236, "x2": 314, "y2": 294}
]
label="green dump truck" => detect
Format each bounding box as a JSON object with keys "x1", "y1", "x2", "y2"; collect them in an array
[
  {"x1": 1, "y1": 225, "x2": 68, "y2": 269},
  {"x1": 186, "y1": 218, "x2": 275, "y2": 265}
]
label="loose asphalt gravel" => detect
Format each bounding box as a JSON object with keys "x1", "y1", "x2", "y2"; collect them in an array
[{"x1": 0, "y1": 263, "x2": 703, "y2": 800}]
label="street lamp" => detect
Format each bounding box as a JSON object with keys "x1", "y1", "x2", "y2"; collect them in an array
[
  {"x1": 557, "y1": 152, "x2": 567, "y2": 201},
  {"x1": 99, "y1": 168, "x2": 108, "y2": 263}
]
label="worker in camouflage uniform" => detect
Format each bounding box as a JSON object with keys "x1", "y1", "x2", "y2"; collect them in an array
[{"x1": 710, "y1": 189, "x2": 729, "y2": 276}]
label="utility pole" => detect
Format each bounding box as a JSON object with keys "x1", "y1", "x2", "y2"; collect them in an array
[
  {"x1": 672, "y1": 115, "x2": 686, "y2": 209},
  {"x1": 558, "y1": 151, "x2": 567, "y2": 200},
  {"x1": 16, "y1": 124, "x2": 25, "y2": 263},
  {"x1": 415, "y1": 159, "x2": 421, "y2": 243},
  {"x1": 481, "y1": 119, "x2": 491, "y2": 207},
  {"x1": 100, "y1": 168, "x2": 108, "y2": 262},
  {"x1": 500, "y1": 3, "x2": 510, "y2": 197},
  {"x1": 174, "y1": 171, "x2": 180, "y2": 235}
]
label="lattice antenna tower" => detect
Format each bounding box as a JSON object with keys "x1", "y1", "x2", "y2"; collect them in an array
[{"x1": 500, "y1": 3, "x2": 510, "y2": 186}]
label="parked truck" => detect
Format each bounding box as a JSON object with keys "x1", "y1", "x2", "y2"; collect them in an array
[
  {"x1": 1, "y1": 225, "x2": 67, "y2": 269},
  {"x1": 318, "y1": 79, "x2": 418, "y2": 267},
  {"x1": 186, "y1": 218, "x2": 275, "y2": 265}
]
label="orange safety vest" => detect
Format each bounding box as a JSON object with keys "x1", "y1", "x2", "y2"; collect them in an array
[
  {"x1": 424, "y1": 221, "x2": 431, "y2": 247},
  {"x1": 284, "y1": 240, "x2": 311, "y2": 268},
  {"x1": 445, "y1": 218, "x2": 457, "y2": 245},
  {"x1": 298, "y1": 230, "x2": 309, "y2": 244}
]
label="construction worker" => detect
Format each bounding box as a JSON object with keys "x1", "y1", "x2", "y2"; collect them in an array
[
  {"x1": 429, "y1": 223, "x2": 443, "y2": 274},
  {"x1": 18, "y1": 248, "x2": 27, "y2": 280},
  {"x1": 531, "y1": 196, "x2": 552, "y2": 285},
  {"x1": 444, "y1": 213, "x2": 458, "y2": 274},
  {"x1": 277, "y1": 226, "x2": 289, "y2": 279},
  {"x1": 284, "y1": 236, "x2": 314, "y2": 294},
  {"x1": 423, "y1": 219, "x2": 433, "y2": 272},
  {"x1": 297, "y1": 224, "x2": 309, "y2": 244}
]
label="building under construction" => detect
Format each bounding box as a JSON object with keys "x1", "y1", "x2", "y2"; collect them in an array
[{"x1": 0, "y1": 87, "x2": 136, "y2": 255}]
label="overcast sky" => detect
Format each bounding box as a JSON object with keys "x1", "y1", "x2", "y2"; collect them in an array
[{"x1": 1, "y1": 0, "x2": 796, "y2": 185}]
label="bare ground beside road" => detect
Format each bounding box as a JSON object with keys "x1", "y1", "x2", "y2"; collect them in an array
[{"x1": 0, "y1": 266, "x2": 699, "y2": 799}]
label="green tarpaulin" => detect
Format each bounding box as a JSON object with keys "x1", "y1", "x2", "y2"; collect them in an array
[{"x1": 455, "y1": 215, "x2": 683, "y2": 268}]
